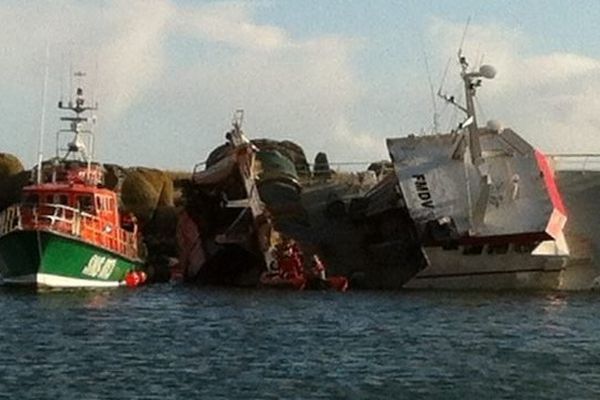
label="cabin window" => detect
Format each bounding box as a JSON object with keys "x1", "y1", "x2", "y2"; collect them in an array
[
  {"x1": 77, "y1": 195, "x2": 95, "y2": 214},
  {"x1": 487, "y1": 244, "x2": 509, "y2": 255},
  {"x1": 515, "y1": 243, "x2": 537, "y2": 254},
  {"x1": 45, "y1": 195, "x2": 54, "y2": 204},
  {"x1": 442, "y1": 241, "x2": 459, "y2": 250},
  {"x1": 56, "y1": 195, "x2": 69, "y2": 205},
  {"x1": 463, "y1": 245, "x2": 483, "y2": 255}
]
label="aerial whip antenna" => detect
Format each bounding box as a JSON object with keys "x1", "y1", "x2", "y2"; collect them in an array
[
  {"x1": 457, "y1": 16, "x2": 471, "y2": 61},
  {"x1": 422, "y1": 46, "x2": 439, "y2": 134},
  {"x1": 36, "y1": 43, "x2": 50, "y2": 184}
]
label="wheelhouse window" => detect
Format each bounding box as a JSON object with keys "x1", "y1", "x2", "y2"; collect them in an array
[
  {"x1": 463, "y1": 245, "x2": 484, "y2": 255},
  {"x1": 95, "y1": 195, "x2": 113, "y2": 212},
  {"x1": 487, "y1": 244, "x2": 509, "y2": 254},
  {"x1": 77, "y1": 195, "x2": 95, "y2": 214},
  {"x1": 53, "y1": 194, "x2": 69, "y2": 205}
]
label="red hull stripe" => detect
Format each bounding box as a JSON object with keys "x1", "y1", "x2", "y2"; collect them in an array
[
  {"x1": 535, "y1": 149, "x2": 566, "y2": 214},
  {"x1": 534, "y1": 149, "x2": 567, "y2": 239}
]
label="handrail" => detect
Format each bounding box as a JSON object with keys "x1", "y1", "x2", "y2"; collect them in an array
[
  {"x1": 547, "y1": 154, "x2": 600, "y2": 172},
  {"x1": 0, "y1": 203, "x2": 140, "y2": 259},
  {"x1": 192, "y1": 153, "x2": 600, "y2": 177}
]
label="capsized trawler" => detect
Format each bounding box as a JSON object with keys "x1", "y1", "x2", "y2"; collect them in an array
[
  {"x1": 176, "y1": 111, "x2": 347, "y2": 290},
  {"x1": 369, "y1": 53, "x2": 570, "y2": 289},
  {"x1": 0, "y1": 79, "x2": 145, "y2": 288}
]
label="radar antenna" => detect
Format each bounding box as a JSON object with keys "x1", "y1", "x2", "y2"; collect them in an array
[
  {"x1": 55, "y1": 72, "x2": 99, "y2": 178},
  {"x1": 437, "y1": 18, "x2": 497, "y2": 165}
]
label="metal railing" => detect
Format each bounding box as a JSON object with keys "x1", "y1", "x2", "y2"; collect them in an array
[
  {"x1": 192, "y1": 154, "x2": 600, "y2": 175},
  {"x1": 0, "y1": 204, "x2": 139, "y2": 259},
  {"x1": 547, "y1": 154, "x2": 600, "y2": 172}
]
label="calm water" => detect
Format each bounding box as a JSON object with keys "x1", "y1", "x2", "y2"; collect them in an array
[{"x1": 0, "y1": 285, "x2": 599, "y2": 399}]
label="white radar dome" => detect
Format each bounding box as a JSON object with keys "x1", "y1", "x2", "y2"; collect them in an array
[
  {"x1": 479, "y1": 65, "x2": 497, "y2": 79},
  {"x1": 486, "y1": 120, "x2": 502, "y2": 132}
]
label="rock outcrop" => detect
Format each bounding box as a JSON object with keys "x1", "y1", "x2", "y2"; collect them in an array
[{"x1": 0, "y1": 153, "x2": 28, "y2": 211}]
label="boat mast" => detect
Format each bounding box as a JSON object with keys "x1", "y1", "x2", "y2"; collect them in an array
[
  {"x1": 56, "y1": 71, "x2": 98, "y2": 181},
  {"x1": 36, "y1": 44, "x2": 50, "y2": 184},
  {"x1": 439, "y1": 52, "x2": 496, "y2": 165},
  {"x1": 459, "y1": 53, "x2": 496, "y2": 165}
]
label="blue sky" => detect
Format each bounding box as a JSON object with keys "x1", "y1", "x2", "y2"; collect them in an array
[{"x1": 1, "y1": 1, "x2": 600, "y2": 170}]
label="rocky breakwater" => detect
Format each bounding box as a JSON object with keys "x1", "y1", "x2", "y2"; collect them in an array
[
  {"x1": 105, "y1": 165, "x2": 187, "y2": 281},
  {"x1": 0, "y1": 153, "x2": 30, "y2": 211}
]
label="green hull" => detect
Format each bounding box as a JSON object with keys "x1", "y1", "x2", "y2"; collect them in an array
[{"x1": 0, "y1": 230, "x2": 142, "y2": 288}]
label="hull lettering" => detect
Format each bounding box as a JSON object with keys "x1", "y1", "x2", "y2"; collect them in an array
[
  {"x1": 412, "y1": 174, "x2": 435, "y2": 209},
  {"x1": 82, "y1": 255, "x2": 117, "y2": 279}
]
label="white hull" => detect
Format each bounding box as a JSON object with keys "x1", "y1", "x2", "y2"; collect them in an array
[
  {"x1": 1, "y1": 273, "x2": 122, "y2": 288},
  {"x1": 404, "y1": 246, "x2": 567, "y2": 290},
  {"x1": 554, "y1": 170, "x2": 600, "y2": 289}
]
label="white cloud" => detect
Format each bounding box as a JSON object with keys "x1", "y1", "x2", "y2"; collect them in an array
[
  {"x1": 176, "y1": 3, "x2": 288, "y2": 51},
  {"x1": 0, "y1": 1, "x2": 369, "y2": 168},
  {"x1": 95, "y1": 1, "x2": 174, "y2": 118},
  {"x1": 425, "y1": 18, "x2": 600, "y2": 154},
  {"x1": 145, "y1": 5, "x2": 365, "y2": 167},
  {"x1": 0, "y1": 1, "x2": 173, "y2": 116},
  {"x1": 2, "y1": 4, "x2": 599, "y2": 170}
]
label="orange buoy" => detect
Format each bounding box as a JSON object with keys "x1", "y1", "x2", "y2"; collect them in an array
[
  {"x1": 124, "y1": 271, "x2": 141, "y2": 287},
  {"x1": 138, "y1": 270, "x2": 148, "y2": 284}
]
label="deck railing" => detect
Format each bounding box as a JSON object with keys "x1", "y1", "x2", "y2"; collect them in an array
[
  {"x1": 0, "y1": 204, "x2": 139, "y2": 259},
  {"x1": 547, "y1": 154, "x2": 600, "y2": 172}
]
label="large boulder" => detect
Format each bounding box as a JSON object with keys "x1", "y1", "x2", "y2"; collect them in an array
[
  {"x1": 120, "y1": 169, "x2": 161, "y2": 223},
  {"x1": 0, "y1": 171, "x2": 31, "y2": 211},
  {"x1": 0, "y1": 153, "x2": 28, "y2": 211},
  {"x1": 0, "y1": 153, "x2": 24, "y2": 180},
  {"x1": 130, "y1": 167, "x2": 174, "y2": 207},
  {"x1": 119, "y1": 167, "x2": 175, "y2": 221}
]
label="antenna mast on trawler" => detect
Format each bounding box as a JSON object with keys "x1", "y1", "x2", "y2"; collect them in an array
[
  {"x1": 437, "y1": 21, "x2": 496, "y2": 165},
  {"x1": 56, "y1": 71, "x2": 99, "y2": 179},
  {"x1": 36, "y1": 44, "x2": 50, "y2": 184}
]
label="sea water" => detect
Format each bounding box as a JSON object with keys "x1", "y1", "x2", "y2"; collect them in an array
[{"x1": 0, "y1": 285, "x2": 599, "y2": 399}]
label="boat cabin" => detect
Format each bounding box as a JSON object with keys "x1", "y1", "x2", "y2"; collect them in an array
[
  {"x1": 22, "y1": 181, "x2": 131, "y2": 224},
  {"x1": 17, "y1": 182, "x2": 139, "y2": 258}
]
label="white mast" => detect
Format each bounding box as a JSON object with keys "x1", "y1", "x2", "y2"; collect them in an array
[
  {"x1": 438, "y1": 52, "x2": 496, "y2": 165},
  {"x1": 459, "y1": 53, "x2": 496, "y2": 165},
  {"x1": 36, "y1": 44, "x2": 50, "y2": 184},
  {"x1": 56, "y1": 71, "x2": 98, "y2": 183}
]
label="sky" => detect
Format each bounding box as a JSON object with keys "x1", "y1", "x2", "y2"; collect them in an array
[{"x1": 1, "y1": 0, "x2": 600, "y2": 170}]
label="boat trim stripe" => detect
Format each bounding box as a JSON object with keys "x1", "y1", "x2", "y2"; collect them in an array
[
  {"x1": 2, "y1": 273, "x2": 122, "y2": 288},
  {"x1": 415, "y1": 267, "x2": 563, "y2": 280}
]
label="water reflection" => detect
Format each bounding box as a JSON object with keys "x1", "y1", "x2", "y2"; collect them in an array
[{"x1": 543, "y1": 292, "x2": 568, "y2": 313}]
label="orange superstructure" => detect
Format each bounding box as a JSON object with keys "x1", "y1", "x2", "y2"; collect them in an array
[{"x1": 1, "y1": 163, "x2": 140, "y2": 260}]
